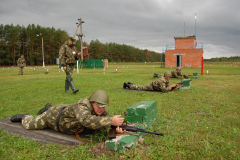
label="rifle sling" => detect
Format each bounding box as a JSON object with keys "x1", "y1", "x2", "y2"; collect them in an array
[{"x1": 56, "y1": 107, "x2": 66, "y2": 132}]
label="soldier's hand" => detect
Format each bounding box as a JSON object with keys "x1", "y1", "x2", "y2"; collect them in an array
[
  {"x1": 116, "y1": 126, "x2": 126, "y2": 134},
  {"x1": 63, "y1": 66, "x2": 66, "y2": 71},
  {"x1": 111, "y1": 115, "x2": 124, "y2": 126},
  {"x1": 78, "y1": 52, "x2": 82, "y2": 56},
  {"x1": 171, "y1": 84, "x2": 176, "y2": 88}
]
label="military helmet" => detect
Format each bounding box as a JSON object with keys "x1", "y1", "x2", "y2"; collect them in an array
[
  {"x1": 89, "y1": 90, "x2": 109, "y2": 107},
  {"x1": 176, "y1": 67, "x2": 181, "y2": 71},
  {"x1": 164, "y1": 71, "x2": 172, "y2": 77},
  {"x1": 69, "y1": 37, "x2": 76, "y2": 44}
]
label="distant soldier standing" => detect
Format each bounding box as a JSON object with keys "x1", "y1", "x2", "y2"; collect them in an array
[
  {"x1": 124, "y1": 71, "x2": 178, "y2": 93},
  {"x1": 59, "y1": 37, "x2": 81, "y2": 93},
  {"x1": 17, "y1": 55, "x2": 26, "y2": 75}
]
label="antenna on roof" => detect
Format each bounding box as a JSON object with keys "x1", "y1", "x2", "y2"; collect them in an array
[{"x1": 184, "y1": 16, "x2": 185, "y2": 37}]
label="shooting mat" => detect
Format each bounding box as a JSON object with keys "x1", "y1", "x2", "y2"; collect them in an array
[{"x1": 0, "y1": 117, "x2": 84, "y2": 145}]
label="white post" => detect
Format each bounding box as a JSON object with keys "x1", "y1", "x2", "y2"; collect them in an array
[
  {"x1": 77, "y1": 60, "x2": 79, "y2": 73},
  {"x1": 42, "y1": 36, "x2": 45, "y2": 68}
]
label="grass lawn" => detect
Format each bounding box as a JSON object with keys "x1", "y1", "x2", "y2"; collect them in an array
[{"x1": 0, "y1": 62, "x2": 240, "y2": 159}]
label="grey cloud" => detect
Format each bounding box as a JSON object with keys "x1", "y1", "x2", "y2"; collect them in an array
[{"x1": 0, "y1": 0, "x2": 239, "y2": 59}]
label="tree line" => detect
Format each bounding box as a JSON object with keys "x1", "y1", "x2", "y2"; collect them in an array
[
  {"x1": 0, "y1": 24, "x2": 69, "y2": 66},
  {"x1": 86, "y1": 39, "x2": 164, "y2": 62},
  {"x1": 0, "y1": 24, "x2": 164, "y2": 66},
  {"x1": 204, "y1": 56, "x2": 240, "y2": 62}
]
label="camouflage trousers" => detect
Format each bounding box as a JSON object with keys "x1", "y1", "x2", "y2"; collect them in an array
[
  {"x1": 65, "y1": 64, "x2": 74, "y2": 82},
  {"x1": 22, "y1": 105, "x2": 67, "y2": 132},
  {"x1": 129, "y1": 82, "x2": 154, "y2": 91},
  {"x1": 18, "y1": 67, "x2": 24, "y2": 75}
]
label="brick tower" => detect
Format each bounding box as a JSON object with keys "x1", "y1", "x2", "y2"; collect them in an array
[{"x1": 165, "y1": 35, "x2": 203, "y2": 68}]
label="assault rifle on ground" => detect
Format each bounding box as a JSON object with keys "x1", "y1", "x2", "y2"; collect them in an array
[
  {"x1": 171, "y1": 79, "x2": 191, "y2": 91},
  {"x1": 181, "y1": 75, "x2": 192, "y2": 78},
  {"x1": 109, "y1": 124, "x2": 164, "y2": 140}
]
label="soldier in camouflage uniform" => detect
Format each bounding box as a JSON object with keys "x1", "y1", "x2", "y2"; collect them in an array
[
  {"x1": 59, "y1": 37, "x2": 82, "y2": 93},
  {"x1": 10, "y1": 90, "x2": 125, "y2": 134},
  {"x1": 153, "y1": 67, "x2": 184, "y2": 79},
  {"x1": 17, "y1": 55, "x2": 26, "y2": 75},
  {"x1": 123, "y1": 71, "x2": 178, "y2": 93}
]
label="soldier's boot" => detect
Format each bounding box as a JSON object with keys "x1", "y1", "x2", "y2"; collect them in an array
[
  {"x1": 65, "y1": 81, "x2": 69, "y2": 93},
  {"x1": 69, "y1": 81, "x2": 79, "y2": 93},
  {"x1": 37, "y1": 103, "x2": 51, "y2": 115},
  {"x1": 153, "y1": 73, "x2": 159, "y2": 78},
  {"x1": 128, "y1": 82, "x2": 133, "y2": 85},
  {"x1": 123, "y1": 82, "x2": 130, "y2": 89},
  {"x1": 10, "y1": 113, "x2": 29, "y2": 122}
]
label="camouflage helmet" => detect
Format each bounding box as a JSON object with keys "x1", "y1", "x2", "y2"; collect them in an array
[
  {"x1": 176, "y1": 67, "x2": 181, "y2": 71},
  {"x1": 69, "y1": 37, "x2": 76, "y2": 44},
  {"x1": 164, "y1": 71, "x2": 172, "y2": 77},
  {"x1": 89, "y1": 90, "x2": 109, "y2": 107}
]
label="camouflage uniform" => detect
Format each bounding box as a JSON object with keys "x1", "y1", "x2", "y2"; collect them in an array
[
  {"x1": 171, "y1": 69, "x2": 182, "y2": 78},
  {"x1": 156, "y1": 69, "x2": 182, "y2": 78},
  {"x1": 59, "y1": 41, "x2": 78, "y2": 82},
  {"x1": 129, "y1": 75, "x2": 172, "y2": 93},
  {"x1": 17, "y1": 57, "x2": 26, "y2": 75},
  {"x1": 22, "y1": 97, "x2": 112, "y2": 134}
]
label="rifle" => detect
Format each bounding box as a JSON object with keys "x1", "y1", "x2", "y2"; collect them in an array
[
  {"x1": 153, "y1": 73, "x2": 159, "y2": 78},
  {"x1": 171, "y1": 79, "x2": 191, "y2": 91},
  {"x1": 109, "y1": 125, "x2": 164, "y2": 140},
  {"x1": 181, "y1": 75, "x2": 192, "y2": 78}
]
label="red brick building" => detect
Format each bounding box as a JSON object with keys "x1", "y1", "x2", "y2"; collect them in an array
[
  {"x1": 83, "y1": 48, "x2": 89, "y2": 59},
  {"x1": 165, "y1": 35, "x2": 203, "y2": 68}
]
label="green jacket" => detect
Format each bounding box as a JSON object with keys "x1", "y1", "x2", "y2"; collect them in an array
[
  {"x1": 17, "y1": 58, "x2": 26, "y2": 68},
  {"x1": 46, "y1": 97, "x2": 112, "y2": 134},
  {"x1": 59, "y1": 41, "x2": 78, "y2": 67}
]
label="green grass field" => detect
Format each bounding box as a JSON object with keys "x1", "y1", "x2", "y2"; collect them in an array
[{"x1": 0, "y1": 62, "x2": 240, "y2": 159}]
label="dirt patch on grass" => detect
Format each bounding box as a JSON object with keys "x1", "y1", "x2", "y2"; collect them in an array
[{"x1": 86, "y1": 143, "x2": 112, "y2": 156}]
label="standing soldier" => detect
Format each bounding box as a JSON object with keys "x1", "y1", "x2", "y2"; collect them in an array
[
  {"x1": 17, "y1": 55, "x2": 26, "y2": 75},
  {"x1": 59, "y1": 37, "x2": 82, "y2": 93},
  {"x1": 153, "y1": 67, "x2": 184, "y2": 78},
  {"x1": 124, "y1": 71, "x2": 178, "y2": 93}
]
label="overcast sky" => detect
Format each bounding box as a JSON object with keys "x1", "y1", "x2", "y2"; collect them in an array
[{"x1": 1, "y1": 0, "x2": 239, "y2": 59}]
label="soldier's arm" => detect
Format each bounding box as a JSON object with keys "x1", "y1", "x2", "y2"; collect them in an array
[
  {"x1": 177, "y1": 72, "x2": 182, "y2": 78},
  {"x1": 159, "y1": 81, "x2": 172, "y2": 93},
  {"x1": 59, "y1": 45, "x2": 66, "y2": 67},
  {"x1": 73, "y1": 47, "x2": 79, "y2": 58},
  {"x1": 172, "y1": 71, "x2": 178, "y2": 78},
  {"x1": 73, "y1": 105, "x2": 112, "y2": 130}
]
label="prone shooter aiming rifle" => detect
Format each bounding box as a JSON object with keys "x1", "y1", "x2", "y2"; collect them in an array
[
  {"x1": 109, "y1": 125, "x2": 164, "y2": 140},
  {"x1": 171, "y1": 79, "x2": 191, "y2": 91}
]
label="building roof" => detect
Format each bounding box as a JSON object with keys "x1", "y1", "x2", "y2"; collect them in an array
[{"x1": 174, "y1": 35, "x2": 196, "y2": 40}]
